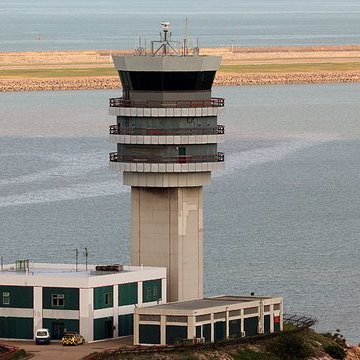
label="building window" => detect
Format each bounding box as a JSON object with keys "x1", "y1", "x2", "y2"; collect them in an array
[
  {"x1": 105, "y1": 292, "x2": 112, "y2": 306},
  {"x1": 143, "y1": 279, "x2": 162, "y2": 303},
  {"x1": 51, "y1": 294, "x2": 65, "y2": 307},
  {"x1": 119, "y1": 282, "x2": 138, "y2": 306},
  {"x1": 2, "y1": 292, "x2": 10, "y2": 305}
]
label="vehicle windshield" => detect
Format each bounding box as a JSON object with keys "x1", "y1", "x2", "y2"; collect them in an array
[
  {"x1": 37, "y1": 331, "x2": 48, "y2": 336},
  {"x1": 63, "y1": 334, "x2": 75, "y2": 338}
]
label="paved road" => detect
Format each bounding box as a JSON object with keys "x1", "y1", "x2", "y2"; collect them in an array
[{"x1": 1, "y1": 337, "x2": 132, "y2": 359}]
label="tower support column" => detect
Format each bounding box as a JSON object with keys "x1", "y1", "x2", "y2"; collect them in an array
[{"x1": 131, "y1": 186, "x2": 203, "y2": 302}]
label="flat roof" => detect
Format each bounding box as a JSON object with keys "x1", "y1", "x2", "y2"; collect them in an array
[
  {"x1": 140, "y1": 295, "x2": 280, "y2": 312},
  {"x1": 0, "y1": 263, "x2": 164, "y2": 278}
]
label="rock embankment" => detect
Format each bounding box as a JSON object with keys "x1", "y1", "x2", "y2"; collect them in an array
[
  {"x1": 0, "y1": 77, "x2": 120, "y2": 92},
  {"x1": 214, "y1": 71, "x2": 360, "y2": 85},
  {"x1": 1, "y1": 71, "x2": 360, "y2": 92}
]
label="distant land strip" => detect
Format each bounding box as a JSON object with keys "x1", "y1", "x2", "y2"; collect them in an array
[{"x1": 1, "y1": 45, "x2": 360, "y2": 92}]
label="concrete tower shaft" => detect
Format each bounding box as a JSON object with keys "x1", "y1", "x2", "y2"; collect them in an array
[{"x1": 109, "y1": 45, "x2": 224, "y2": 302}]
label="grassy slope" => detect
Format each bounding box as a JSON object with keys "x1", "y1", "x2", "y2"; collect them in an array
[
  {"x1": 2, "y1": 62, "x2": 360, "y2": 79},
  {"x1": 219, "y1": 62, "x2": 360, "y2": 73},
  {"x1": 0, "y1": 67, "x2": 116, "y2": 79}
]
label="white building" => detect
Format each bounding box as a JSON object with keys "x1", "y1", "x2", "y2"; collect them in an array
[
  {"x1": 134, "y1": 295, "x2": 283, "y2": 345},
  {"x1": 0, "y1": 261, "x2": 166, "y2": 342}
]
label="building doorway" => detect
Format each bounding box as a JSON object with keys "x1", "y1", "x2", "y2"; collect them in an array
[
  {"x1": 104, "y1": 319, "x2": 113, "y2": 339},
  {"x1": 52, "y1": 322, "x2": 65, "y2": 340}
]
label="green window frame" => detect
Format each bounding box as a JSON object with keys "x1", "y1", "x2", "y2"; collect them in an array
[
  {"x1": 43, "y1": 287, "x2": 79, "y2": 310},
  {"x1": 94, "y1": 286, "x2": 113, "y2": 310},
  {"x1": 119, "y1": 283, "x2": 138, "y2": 306},
  {"x1": 105, "y1": 292, "x2": 112, "y2": 306},
  {"x1": 0, "y1": 286, "x2": 33, "y2": 309},
  {"x1": 2, "y1": 292, "x2": 10, "y2": 305},
  {"x1": 142, "y1": 279, "x2": 162, "y2": 303},
  {"x1": 51, "y1": 294, "x2": 65, "y2": 307}
]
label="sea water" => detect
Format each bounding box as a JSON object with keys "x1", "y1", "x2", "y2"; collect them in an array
[
  {"x1": 1, "y1": 0, "x2": 360, "y2": 51},
  {"x1": 0, "y1": 84, "x2": 359, "y2": 342}
]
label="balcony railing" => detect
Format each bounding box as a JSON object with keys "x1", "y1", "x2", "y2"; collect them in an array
[
  {"x1": 109, "y1": 97, "x2": 225, "y2": 108},
  {"x1": 109, "y1": 124, "x2": 225, "y2": 136},
  {"x1": 109, "y1": 152, "x2": 225, "y2": 163}
]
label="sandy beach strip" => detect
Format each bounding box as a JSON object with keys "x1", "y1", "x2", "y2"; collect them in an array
[{"x1": 1, "y1": 46, "x2": 360, "y2": 92}]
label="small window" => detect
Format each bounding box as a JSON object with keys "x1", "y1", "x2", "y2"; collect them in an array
[
  {"x1": 52, "y1": 294, "x2": 65, "y2": 307},
  {"x1": 2, "y1": 292, "x2": 10, "y2": 305},
  {"x1": 105, "y1": 292, "x2": 112, "y2": 305}
]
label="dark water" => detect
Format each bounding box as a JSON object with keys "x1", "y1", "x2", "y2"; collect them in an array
[
  {"x1": 1, "y1": 0, "x2": 360, "y2": 51},
  {"x1": 0, "y1": 84, "x2": 359, "y2": 341}
]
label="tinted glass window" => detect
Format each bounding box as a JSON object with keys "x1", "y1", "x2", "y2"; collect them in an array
[{"x1": 118, "y1": 71, "x2": 216, "y2": 91}]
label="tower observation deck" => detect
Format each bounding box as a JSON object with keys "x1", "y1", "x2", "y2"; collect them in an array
[{"x1": 109, "y1": 23, "x2": 224, "y2": 302}]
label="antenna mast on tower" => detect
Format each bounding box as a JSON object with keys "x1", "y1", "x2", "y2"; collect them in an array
[{"x1": 151, "y1": 22, "x2": 180, "y2": 56}]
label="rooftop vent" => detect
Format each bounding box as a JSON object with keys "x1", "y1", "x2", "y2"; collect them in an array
[
  {"x1": 95, "y1": 264, "x2": 123, "y2": 272},
  {"x1": 15, "y1": 259, "x2": 29, "y2": 272}
]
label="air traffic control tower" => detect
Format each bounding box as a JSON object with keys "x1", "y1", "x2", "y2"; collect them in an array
[{"x1": 109, "y1": 23, "x2": 224, "y2": 302}]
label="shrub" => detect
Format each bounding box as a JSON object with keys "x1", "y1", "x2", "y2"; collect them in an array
[
  {"x1": 266, "y1": 332, "x2": 314, "y2": 360},
  {"x1": 324, "y1": 343, "x2": 346, "y2": 360},
  {"x1": 321, "y1": 330, "x2": 347, "y2": 348},
  {"x1": 234, "y1": 348, "x2": 278, "y2": 360}
]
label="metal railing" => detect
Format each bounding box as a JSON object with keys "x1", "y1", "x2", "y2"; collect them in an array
[
  {"x1": 0, "y1": 345, "x2": 19, "y2": 359},
  {"x1": 109, "y1": 124, "x2": 225, "y2": 135},
  {"x1": 283, "y1": 313, "x2": 317, "y2": 328},
  {"x1": 109, "y1": 97, "x2": 225, "y2": 108},
  {"x1": 109, "y1": 152, "x2": 224, "y2": 163}
]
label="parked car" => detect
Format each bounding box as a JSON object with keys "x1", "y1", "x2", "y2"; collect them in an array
[
  {"x1": 61, "y1": 332, "x2": 85, "y2": 346},
  {"x1": 35, "y1": 328, "x2": 51, "y2": 345}
]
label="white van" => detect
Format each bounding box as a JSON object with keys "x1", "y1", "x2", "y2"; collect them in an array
[{"x1": 35, "y1": 328, "x2": 51, "y2": 345}]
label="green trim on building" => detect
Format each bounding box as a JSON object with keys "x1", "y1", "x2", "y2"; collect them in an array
[
  {"x1": 166, "y1": 325, "x2": 187, "y2": 345},
  {"x1": 43, "y1": 318, "x2": 79, "y2": 340},
  {"x1": 142, "y1": 279, "x2": 162, "y2": 303},
  {"x1": 119, "y1": 282, "x2": 138, "y2": 306},
  {"x1": 244, "y1": 316, "x2": 258, "y2": 337},
  {"x1": 203, "y1": 323, "x2": 211, "y2": 343},
  {"x1": 229, "y1": 319, "x2": 241, "y2": 338},
  {"x1": 118, "y1": 314, "x2": 134, "y2": 337},
  {"x1": 94, "y1": 317, "x2": 113, "y2": 340},
  {"x1": 274, "y1": 322, "x2": 281, "y2": 333},
  {"x1": 0, "y1": 285, "x2": 33, "y2": 309},
  {"x1": 196, "y1": 325, "x2": 201, "y2": 338},
  {"x1": 139, "y1": 324, "x2": 160, "y2": 344},
  {"x1": 94, "y1": 286, "x2": 113, "y2": 310},
  {"x1": 264, "y1": 314, "x2": 271, "y2": 334},
  {"x1": 43, "y1": 287, "x2": 79, "y2": 310},
  {"x1": 0, "y1": 317, "x2": 33, "y2": 339},
  {"x1": 214, "y1": 321, "x2": 226, "y2": 342}
]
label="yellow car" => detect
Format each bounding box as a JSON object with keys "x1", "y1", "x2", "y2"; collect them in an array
[{"x1": 61, "y1": 332, "x2": 85, "y2": 346}]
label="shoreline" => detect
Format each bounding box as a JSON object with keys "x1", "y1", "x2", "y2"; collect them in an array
[
  {"x1": 1, "y1": 45, "x2": 360, "y2": 91},
  {"x1": 1, "y1": 71, "x2": 360, "y2": 92}
]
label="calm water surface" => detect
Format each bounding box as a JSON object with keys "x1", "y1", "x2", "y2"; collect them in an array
[
  {"x1": 0, "y1": 84, "x2": 360, "y2": 342},
  {"x1": 1, "y1": 0, "x2": 360, "y2": 51}
]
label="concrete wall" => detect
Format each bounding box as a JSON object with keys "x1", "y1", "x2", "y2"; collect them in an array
[{"x1": 131, "y1": 187, "x2": 203, "y2": 302}]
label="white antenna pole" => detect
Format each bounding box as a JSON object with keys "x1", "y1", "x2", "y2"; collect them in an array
[{"x1": 185, "y1": 17, "x2": 188, "y2": 55}]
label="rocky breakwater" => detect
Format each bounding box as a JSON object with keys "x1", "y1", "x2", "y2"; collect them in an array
[
  {"x1": 2, "y1": 71, "x2": 360, "y2": 92},
  {"x1": 214, "y1": 71, "x2": 360, "y2": 86},
  {"x1": 0, "y1": 77, "x2": 121, "y2": 92}
]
